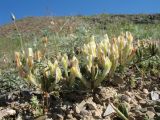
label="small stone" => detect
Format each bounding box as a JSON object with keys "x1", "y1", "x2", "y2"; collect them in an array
[
  {"x1": 143, "y1": 89, "x2": 149, "y2": 94},
  {"x1": 86, "y1": 102, "x2": 97, "y2": 110},
  {"x1": 154, "y1": 87, "x2": 158, "y2": 91},
  {"x1": 67, "y1": 114, "x2": 73, "y2": 119},
  {"x1": 93, "y1": 109, "x2": 102, "y2": 119},
  {"x1": 103, "y1": 104, "x2": 115, "y2": 117},
  {"x1": 77, "y1": 100, "x2": 86, "y2": 110},
  {"x1": 104, "y1": 116, "x2": 111, "y2": 120},
  {"x1": 121, "y1": 95, "x2": 131, "y2": 103},
  {"x1": 139, "y1": 100, "x2": 146, "y2": 106},
  {"x1": 73, "y1": 106, "x2": 80, "y2": 114},
  {"x1": 146, "y1": 111, "x2": 155, "y2": 119},
  {"x1": 125, "y1": 91, "x2": 132, "y2": 97},
  {"x1": 56, "y1": 114, "x2": 64, "y2": 120},
  {"x1": 156, "y1": 112, "x2": 160, "y2": 117},
  {"x1": 135, "y1": 94, "x2": 143, "y2": 100},
  {"x1": 46, "y1": 118, "x2": 53, "y2": 120},
  {"x1": 129, "y1": 116, "x2": 136, "y2": 120},
  {"x1": 134, "y1": 110, "x2": 142, "y2": 115},
  {"x1": 140, "y1": 108, "x2": 147, "y2": 113},
  {"x1": 80, "y1": 109, "x2": 90, "y2": 116},
  {"x1": 61, "y1": 105, "x2": 67, "y2": 111},
  {"x1": 151, "y1": 91, "x2": 159, "y2": 100},
  {"x1": 135, "y1": 105, "x2": 142, "y2": 110}
]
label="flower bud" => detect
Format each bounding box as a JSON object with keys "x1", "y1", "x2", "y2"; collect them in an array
[
  {"x1": 27, "y1": 56, "x2": 33, "y2": 69},
  {"x1": 48, "y1": 60, "x2": 58, "y2": 75},
  {"x1": 70, "y1": 66, "x2": 82, "y2": 79},
  {"x1": 86, "y1": 55, "x2": 93, "y2": 72},
  {"x1": 61, "y1": 54, "x2": 68, "y2": 70},
  {"x1": 35, "y1": 50, "x2": 42, "y2": 62},
  {"x1": 55, "y1": 67, "x2": 62, "y2": 82},
  {"x1": 126, "y1": 32, "x2": 133, "y2": 43},
  {"x1": 15, "y1": 52, "x2": 22, "y2": 68}
]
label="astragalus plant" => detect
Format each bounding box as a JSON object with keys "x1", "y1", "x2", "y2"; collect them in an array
[
  {"x1": 15, "y1": 47, "x2": 62, "y2": 113},
  {"x1": 15, "y1": 32, "x2": 136, "y2": 90},
  {"x1": 78, "y1": 32, "x2": 135, "y2": 88},
  {"x1": 15, "y1": 48, "x2": 62, "y2": 92}
]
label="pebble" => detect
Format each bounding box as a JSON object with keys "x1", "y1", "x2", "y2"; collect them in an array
[
  {"x1": 56, "y1": 114, "x2": 64, "y2": 120},
  {"x1": 86, "y1": 102, "x2": 97, "y2": 110},
  {"x1": 93, "y1": 109, "x2": 102, "y2": 119},
  {"x1": 143, "y1": 89, "x2": 149, "y2": 94},
  {"x1": 121, "y1": 95, "x2": 131, "y2": 103},
  {"x1": 80, "y1": 109, "x2": 90, "y2": 116},
  {"x1": 140, "y1": 108, "x2": 147, "y2": 113},
  {"x1": 139, "y1": 100, "x2": 147, "y2": 106},
  {"x1": 73, "y1": 106, "x2": 80, "y2": 114},
  {"x1": 146, "y1": 111, "x2": 155, "y2": 119},
  {"x1": 125, "y1": 91, "x2": 132, "y2": 97}
]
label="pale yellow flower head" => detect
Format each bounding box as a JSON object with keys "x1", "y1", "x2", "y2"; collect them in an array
[
  {"x1": 70, "y1": 56, "x2": 82, "y2": 79},
  {"x1": 27, "y1": 48, "x2": 33, "y2": 57},
  {"x1": 48, "y1": 60, "x2": 58, "y2": 75},
  {"x1": 55, "y1": 67, "x2": 62, "y2": 82},
  {"x1": 61, "y1": 54, "x2": 68, "y2": 70},
  {"x1": 126, "y1": 31, "x2": 133, "y2": 43},
  {"x1": 15, "y1": 52, "x2": 22, "y2": 68}
]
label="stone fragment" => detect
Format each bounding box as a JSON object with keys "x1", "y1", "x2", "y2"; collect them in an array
[
  {"x1": 139, "y1": 99, "x2": 147, "y2": 106},
  {"x1": 135, "y1": 94, "x2": 143, "y2": 100},
  {"x1": 80, "y1": 109, "x2": 90, "y2": 116},
  {"x1": 73, "y1": 106, "x2": 80, "y2": 114},
  {"x1": 143, "y1": 89, "x2": 149, "y2": 94},
  {"x1": 56, "y1": 114, "x2": 64, "y2": 120},
  {"x1": 146, "y1": 111, "x2": 155, "y2": 119},
  {"x1": 93, "y1": 109, "x2": 102, "y2": 119},
  {"x1": 151, "y1": 91, "x2": 159, "y2": 100},
  {"x1": 121, "y1": 94, "x2": 131, "y2": 103},
  {"x1": 103, "y1": 104, "x2": 115, "y2": 117},
  {"x1": 86, "y1": 102, "x2": 97, "y2": 110}
]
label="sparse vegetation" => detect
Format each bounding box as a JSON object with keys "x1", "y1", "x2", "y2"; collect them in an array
[{"x1": 0, "y1": 14, "x2": 160, "y2": 120}]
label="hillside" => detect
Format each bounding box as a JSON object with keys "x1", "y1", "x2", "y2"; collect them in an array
[
  {"x1": 0, "y1": 14, "x2": 160, "y2": 120},
  {"x1": 0, "y1": 14, "x2": 160, "y2": 63}
]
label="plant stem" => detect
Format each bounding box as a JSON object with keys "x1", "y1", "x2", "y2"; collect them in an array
[{"x1": 13, "y1": 21, "x2": 24, "y2": 51}]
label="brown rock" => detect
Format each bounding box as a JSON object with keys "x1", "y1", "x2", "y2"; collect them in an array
[
  {"x1": 73, "y1": 106, "x2": 80, "y2": 114},
  {"x1": 135, "y1": 94, "x2": 143, "y2": 100},
  {"x1": 121, "y1": 94, "x2": 131, "y2": 103},
  {"x1": 86, "y1": 102, "x2": 97, "y2": 110},
  {"x1": 143, "y1": 89, "x2": 149, "y2": 94},
  {"x1": 139, "y1": 100, "x2": 147, "y2": 106},
  {"x1": 146, "y1": 111, "x2": 155, "y2": 119},
  {"x1": 80, "y1": 109, "x2": 90, "y2": 116},
  {"x1": 125, "y1": 91, "x2": 132, "y2": 97},
  {"x1": 56, "y1": 114, "x2": 64, "y2": 120},
  {"x1": 93, "y1": 109, "x2": 102, "y2": 119}
]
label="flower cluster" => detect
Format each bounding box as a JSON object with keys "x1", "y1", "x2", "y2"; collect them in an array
[{"x1": 15, "y1": 32, "x2": 136, "y2": 91}]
